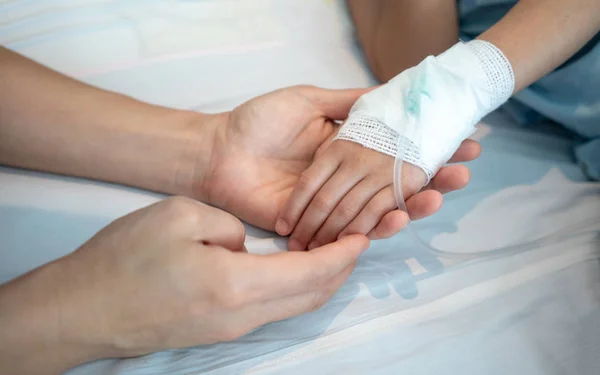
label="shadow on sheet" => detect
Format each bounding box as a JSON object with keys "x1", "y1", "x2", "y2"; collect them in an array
[{"x1": 2, "y1": 115, "x2": 599, "y2": 375}]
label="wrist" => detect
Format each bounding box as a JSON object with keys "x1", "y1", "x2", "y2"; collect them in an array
[
  {"x1": 0, "y1": 258, "x2": 110, "y2": 374},
  {"x1": 97, "y1": 106, "x2": 223, "y2": 201},
  {"x1": 437, "y1": 40, "x2": 515, "y2": 118},
  {"x1": 112, "y1": 108, "x2": 220, "y2": 199},
  {"x1": 153, "y1": 109, "x2": 221, "y2": 200},
  {"x1": 183, "y1": 111, "x2": 227, "y2": 203}
]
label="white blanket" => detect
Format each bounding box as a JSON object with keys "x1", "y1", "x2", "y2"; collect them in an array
[{"x1": 1, "y1": 1, "x2": 599, "y2": 374}]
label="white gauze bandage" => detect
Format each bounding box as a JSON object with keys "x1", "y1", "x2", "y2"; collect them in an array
[{"x1": 335, "y1": 40, "x2": 514, "y2": 180}]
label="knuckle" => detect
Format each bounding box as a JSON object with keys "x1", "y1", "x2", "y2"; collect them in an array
[
  {"x1": 313, "y1": 193, "x2": 335, "y2": 211},
  {"x1": 346, "y1": 148, "x2": 370, "y2": 166},
  {"x1": 363, "y1": 200, "x2": 385, "y2": 219},
  {"x1": 297, "y1": 172, "x2": 316, "y2": 192},
  {"x1": 336, "y1": 200, "x2": 358, "y2": 221}
]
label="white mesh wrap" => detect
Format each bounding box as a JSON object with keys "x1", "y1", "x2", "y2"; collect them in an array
[
  {"x1": 465, "y1": 40, "x2": 515, "y2": 114},
  {"x1": 334, "y1": 40, "x2": 514, "y2": 181},
  {"x1": 333, "y1": 112, "x2": 431, "y2": 176}
]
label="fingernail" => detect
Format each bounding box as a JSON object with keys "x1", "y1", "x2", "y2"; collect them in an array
[
  {"x1": 275, "y1": 219, "x2": 288, "y2": 235},
  {"x1": 288, "y1": 239, "x2": 303, "y2": 251},
  {"x1": 307, "y1": 241, "x2": 318, "y2": 250}
]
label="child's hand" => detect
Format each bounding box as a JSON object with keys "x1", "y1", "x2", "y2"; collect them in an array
[{"x1": 275, "y1": 139, "x2": 429, "y2": 251}]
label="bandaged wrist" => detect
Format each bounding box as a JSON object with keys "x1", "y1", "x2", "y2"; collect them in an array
[{"x1": 335, "y1": 39, "x2": 514, "y2": 180}]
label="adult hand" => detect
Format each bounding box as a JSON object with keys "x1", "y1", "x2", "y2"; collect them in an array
[
  {"x1": 0, "y1": 47, "x2": 478, "y2": 243},
  {"x1": 0, "y1": 48, "x2": 478, "y2": 246},
  {"x1": 198, "y1": 85, "x2": 480, "y2": 238},
  {"x1": 0, "y1": 197, "x2": 369, "y2": 375}
]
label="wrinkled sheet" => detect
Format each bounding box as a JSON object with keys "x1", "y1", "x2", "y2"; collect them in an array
[{"x1": 1, "y1": 1, "x2": 599, "y2": 374}]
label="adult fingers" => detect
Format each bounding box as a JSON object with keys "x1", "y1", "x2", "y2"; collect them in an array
[
  {"x1": 221, "y1": 263, "x2": 356, "y2": 341},
  {"x1": 159, "y1": 197, "x2": 247, "y2": 252},
  {"x1": 227, "y1": 234, "x2": 369, "y2": 303},
  {"x1": 252, "y1": 263, "x2": 355, "y2": 327},
  {"x1": 298, "y1": 85, "x2": 376, "y2": 121}
]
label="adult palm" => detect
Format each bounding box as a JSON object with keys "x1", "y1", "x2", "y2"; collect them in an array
[{"x1": 200, "y1": 85, "x2": 478, "y2": 239}]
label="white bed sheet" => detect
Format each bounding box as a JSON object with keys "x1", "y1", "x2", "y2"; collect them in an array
[{"x1": 1, "y1": 1, "x2": 599, "y2": 374}]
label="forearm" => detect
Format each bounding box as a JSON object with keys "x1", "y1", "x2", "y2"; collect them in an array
[
  {"x1": 347, "y1": 0, "x2": 458, "y2": 82},
  {"x1": 477, "y1": 0, "x2": 600, "y2": 92},
  {"x1": 0, "y1": 258, "x2": 108, "y2": 374},
  {"x1": 0, "y1": 47, "x2": 215, "y2": 197}
]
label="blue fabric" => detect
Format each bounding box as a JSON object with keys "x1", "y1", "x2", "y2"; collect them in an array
[
  {"x1": 1, "y1": 2, "x2": 598, "y2": 374},
  {"x1": 458, "y1": 0, "x2": 600, "y2": 180}
]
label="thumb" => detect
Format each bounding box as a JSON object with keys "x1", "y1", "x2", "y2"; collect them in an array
[
  {"x1": 302, "y1": 86, "x2": 377, "y2": 121},
  {"x1": 307, "y1": 234, "x2": 371, "y2": 270},
  {"x1": 195, "y1": 203, "x2": 247, "y2": 252}
]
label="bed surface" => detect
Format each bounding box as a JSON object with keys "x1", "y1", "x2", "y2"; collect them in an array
[{"x1": 1, "y1": 1, "x2": 599, "y2": 374}]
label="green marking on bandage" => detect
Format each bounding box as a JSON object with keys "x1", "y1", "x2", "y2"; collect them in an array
[{"x1": 406, "y1": 73, "x2": 431, "y2": 116}]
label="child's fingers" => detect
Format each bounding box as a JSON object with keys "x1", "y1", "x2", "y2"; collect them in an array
[
  {"x1": 288, "y1": 167, "x2": 364, "y2": 251},
  {"x1": 366, "y1": 210, "x2": 410, "y2": 240},
  {"x1": 307, "y1": 176, "x2": 385, "y2": 250},
  {"x1": 276, "y1": 159, "x2": 339, "y2": 237},
  {"x1": 447, "y1": 139, "x2": 481, "y2": 163},
  {"x1": 425, "y1": 164, "x2": 471, "y2": 194},
  {"x1": 362, "y1": 190, "x2": 443, "y2": 240},
  {"x1": 404, "y1": 190, "x2": 443, "y2": 221},
  {"x1": 363, "y1": 190, "x2": 443, "y2": 240},
  {"x1": 338, "y1": 185, "x2": 401, "y2": 240},
  {"x1": 344, "y1": 188, "x2": 443, "y2": 241}
]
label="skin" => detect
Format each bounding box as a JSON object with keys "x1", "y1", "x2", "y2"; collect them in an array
[
  {"x1": 347, "y1": 0, "x2": 600, "y2": 89},
  {"x1": 276, "y1": 0, "x2": 600, "y2": 250},
  {"x1": 0, "y1": 47, "x2": 474, "y2": 236},
  {"x1": 0, "y1": 47, "x2": 476, "y2": 374},
  {"x1": 276, "y1": 140, "x2": 477, "y2": 251},
  {"x1": 0, "y1": 197, "x2": 369, "y2": 374},
  {"x1": 346, "y1": 0, "x2": 459, "y2": 82}
]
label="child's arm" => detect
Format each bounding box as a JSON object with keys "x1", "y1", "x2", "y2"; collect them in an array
[
  {"x1": 276, "y1": 0, "x2": 599, "y2": 251},
  {"x1": 351, "y1": 0, "x2": 600, "y2": 91},
  {"x1": 478, "y1": 0, "x2": 600, "y2": 93},
  {"x1": 348, "y1": 0, "x2": 459, "y2": 82}
]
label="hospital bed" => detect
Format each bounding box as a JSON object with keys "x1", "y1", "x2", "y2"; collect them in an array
[{"x1": 1, "y1": 1, "x2": 599, "y2": 374}]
